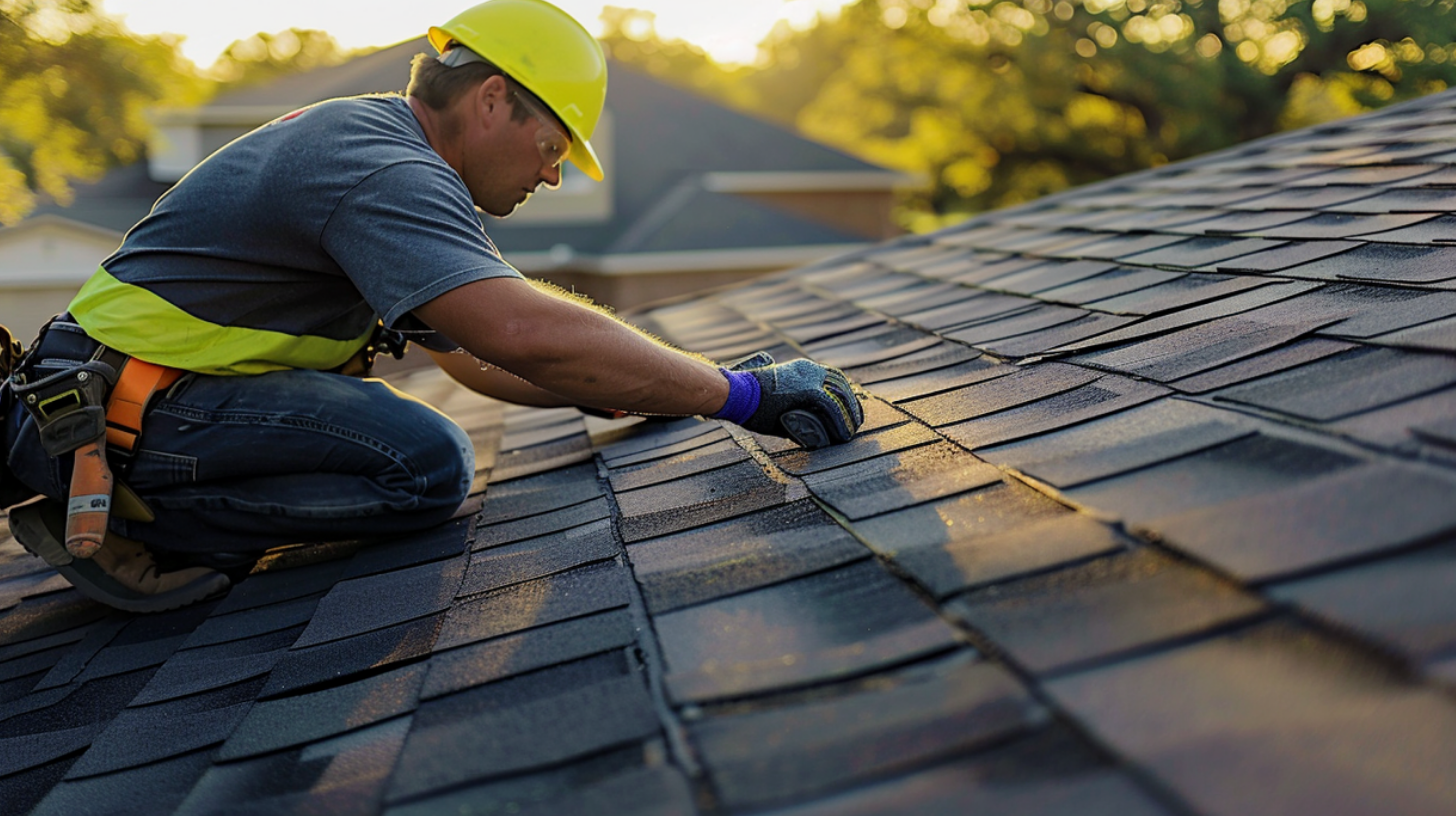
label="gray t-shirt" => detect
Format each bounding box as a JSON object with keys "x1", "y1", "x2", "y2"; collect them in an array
[{"x1": 100, "y1": 94, "x2": 521, "y2": 356}]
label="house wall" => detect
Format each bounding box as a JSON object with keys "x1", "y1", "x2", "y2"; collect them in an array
[
  {"x1": 739, "y1": 190, "x2": 902, "y2": 240},
  {"x1": 0, "y1": 221, "x2": 118, "y2": 342}
]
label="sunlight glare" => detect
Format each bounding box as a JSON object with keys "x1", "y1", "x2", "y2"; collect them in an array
[{"x1": 98, "y1": 0, "x2": 855, "y2": 69}]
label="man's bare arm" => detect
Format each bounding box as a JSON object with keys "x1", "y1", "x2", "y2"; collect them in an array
[
  {"x1": 424, "y1": 346, "x2": 572, "y2": 407},
  {"x1": 415, "y1": 277, "x2": 728, "y2": 416}
]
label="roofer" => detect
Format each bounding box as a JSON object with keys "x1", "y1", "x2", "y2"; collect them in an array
[{"x1": 0, "y1": 0, "x2": 862, "y2": 613}]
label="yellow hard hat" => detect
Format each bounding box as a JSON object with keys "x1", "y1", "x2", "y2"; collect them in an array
[{"x1": 430, "y1": 0, "x2": 607, "y2": 181}]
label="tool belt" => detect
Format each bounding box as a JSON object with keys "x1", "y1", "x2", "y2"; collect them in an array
[{"x1": 11, "y1": 329, "x2": 183, "y2": 559}]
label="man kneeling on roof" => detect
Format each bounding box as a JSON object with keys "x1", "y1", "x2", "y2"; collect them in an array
[{"x1": 0, "y1": 0, "x2": 863, "y2": 613}]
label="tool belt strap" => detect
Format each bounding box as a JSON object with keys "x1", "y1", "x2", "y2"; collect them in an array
[{"x1": 104, "y1": 358, "x2": 184, "y2": 454}]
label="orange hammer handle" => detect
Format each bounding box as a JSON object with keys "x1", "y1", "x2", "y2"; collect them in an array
[{"x1": 65, "y1": 441, "x2": 113, "y2": 559}]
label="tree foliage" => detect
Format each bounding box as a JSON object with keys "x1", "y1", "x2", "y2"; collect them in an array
[
  {"x1": 208, "y1": 28, "x2": 350, "y2": 88},
  {"x1": 604, "y1": 0, "x2": 1456, "y2": 230},
  {"x1": 0, "y1": 6, "x2": 353, "y2": 226},
  {"x1": 0, "y1": 0, "x2": 207, "y2": 224}
]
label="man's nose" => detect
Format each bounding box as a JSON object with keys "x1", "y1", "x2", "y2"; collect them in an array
[{"x1": 540, "y1": 162, "x2": 562, "y2": 190}]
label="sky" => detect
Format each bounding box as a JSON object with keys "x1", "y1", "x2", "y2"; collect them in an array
[{"x1": 99, "y1": 0, "x2": 854, "y2": 68}]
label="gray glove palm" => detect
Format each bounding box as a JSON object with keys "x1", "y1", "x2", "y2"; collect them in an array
[{"x1": 728, "y1": 353, "x2": 863, "y2": 448}]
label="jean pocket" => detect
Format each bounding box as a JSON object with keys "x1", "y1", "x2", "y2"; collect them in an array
[{"x1": 128, "y1": 449, "x2": 198, "y2": 489}]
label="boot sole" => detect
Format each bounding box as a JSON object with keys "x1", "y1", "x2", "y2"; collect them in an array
[{"x1": 9, "y1": 503, "x2": 230, "y2": 614}]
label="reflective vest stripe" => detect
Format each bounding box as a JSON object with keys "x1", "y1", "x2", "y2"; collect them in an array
[{"x1": 70, "y1": 267, "x2": 373, "y2": 376}]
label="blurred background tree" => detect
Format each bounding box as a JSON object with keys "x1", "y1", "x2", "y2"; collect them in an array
[
  {"x1": 604, "y1": 0, "x2": 1456, "y2": 231},
  {"x1": 0, "y1": 0, "x2": 206, "y2": 224},
  {"x1": 209, "y1": 28, "x2": 350, "y2": 88},
  {"x1": 0, "y1": 1, "x2": 352, "y2": 226}
]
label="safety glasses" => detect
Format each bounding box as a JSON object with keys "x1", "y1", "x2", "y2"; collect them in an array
[{"x1": 508, "y1": 86, "x2": 571, "y2": 170}]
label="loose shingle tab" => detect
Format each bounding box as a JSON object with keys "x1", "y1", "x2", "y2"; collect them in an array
[
  {"x1": 458, "y1": 518, "x2": 617, "y2": 597},
  {"x1": 1121, "y1": 236, "x2": 1285, "y2": 268},
  {"x1": 848, "y1": 481, "x2": 1072, "y2": 559},
  {"x1": 129, "y1": 625, "x2": 300, "y2": 705},
  {"x1": 1215, "y1": 346, "x2": 1456, "y2": 421},
  {"x1": 1167, "y1": 337, "x2": 1356, "y2": 393},
  {"x1": 1280, "y1": 240, "x2": 1456, "y2": 283},
  {"x1": 292, "y1": 555, "x2": 465, "y2": 649},
  {"x1": 1271, "y1": 544, "x2": 1456, "y2": 667},
  {"x1": 769, "y1": 727, "x2": 1173, "y2": 816},
  {"x1": 1084, "y1": 271, "x2": 1271, "y2": 316},
  {"x1": 803, "y1": 442, "x2": 1004, "y2": 519},
  {"x1": 383, "y1": 744, "x2": 667, "y2": 816},
  {"x1": 65, "y1": 678, "x2": 263, "y2": 778},
  {"x1": 981, "y1": 398, "x2": 1253, "y2": 488},
  {"x1": 896, "y1": 513, "x2": 1127, "y2": 599},
  {"x1": 900, "y1": 363, "x2": 1099, "y2": 427},
  {"x1": 629, "y1": 500, "x2": 867, "y2": 613},
  {"x1": 1214, "y1": 239, "x2": 1359, "y2": 272},
  {"x1": 614, "y1": 459, "x2": 790, "y2": 542},
  {"x1": 29, "y1": 748, "x2": 216, "y2": 816},
  {"x1": 1067, "y1": 432, "x2": 1363, "y2": 521},
  {"x1": 1074, "y1": 311, "x2": 1340, "y2": 382},
  {"x1": 422, "y1": 609, "x2": 636, "y2": 700},
  {"x1": 1046, "y1": 621, "x2": 1456, "y2": 816},
  {"x1": 656, "y1": 560, "x2": 959, "y2": 702},
  {"x1": 218, "y1": 662, "x2": 424, "y2": 761},
  {"x1": 177, "y1": 716, "x2": 410, "y2": 816},
  {"x1": 1037, "y1": 265, "x2": 1184, "y2": 306},
  {"x1": 471, "y1": 496, "x2": 610, "y2": 550},
  {"x1": 261, "y1": 614, "x2": 442, "y2": 699},
  {"x1": 387, "y1": 657, "x2": 658, "y2": 801},
  {"x1": 939, "y1": 376, "x2": 1169, "y2": 450},
  {"x1": 434, "y1": 560, "x2": 632, "y2": 651},
  {"x1": 947, "y1": 550, "x2": 1266, "y2": 674},
  {"x1": 606, "y1": 437, "x2": 749, "y2": 492},
  {"x1": 861, "y1": 358, "x2": 1011, "y2": 403},
  {"x1": 691, "y1": 656, "x2": 1036, "y2": 810},
  {"x1": 772, "y1": 421, "x2": 940, "y2": 475},
  {"x1": 1144, "y1": 462, "x2": 1456, "y2": 581}
]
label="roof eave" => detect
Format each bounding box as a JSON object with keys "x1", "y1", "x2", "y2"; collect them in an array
[{"x1": 508, "y1": 243, "x2": 870, "y2": 276}]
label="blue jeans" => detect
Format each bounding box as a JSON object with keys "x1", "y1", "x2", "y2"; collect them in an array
[{"x1": 4, "y1": 323, "x2": 474, "y2": 553}]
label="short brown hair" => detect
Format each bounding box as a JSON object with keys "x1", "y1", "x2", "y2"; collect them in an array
[{"x1": 407, "y1": 51, "x2": 530, "y2": 122}]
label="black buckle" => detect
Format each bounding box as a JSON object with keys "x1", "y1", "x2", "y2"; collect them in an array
[{"x1": 12, "y1": 354, "x2": 120, "y2": 458}]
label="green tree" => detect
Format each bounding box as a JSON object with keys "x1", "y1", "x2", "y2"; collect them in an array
[
  {"x1": 0, "y1": 0, "x2": 207, "y2": 225},
  {"x1": 783, "y1": 0, "x2": 1456, "y2": 225},
  {"x1": 208, "y1": 28, "x2": 350, "y2": 88},
  {"x1": 598, "y1": 8, "x2": 755, "y2": 106}
]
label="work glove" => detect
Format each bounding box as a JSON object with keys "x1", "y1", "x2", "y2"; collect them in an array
[{"x1": 717, "y1": 352, "x2": 863, "y2": 449}]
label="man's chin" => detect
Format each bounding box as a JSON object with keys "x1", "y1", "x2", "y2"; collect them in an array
[
  {"x1": 479, "y1": 197, "x2": 528, "y2": 219},
  {"x1": 479, "y1": 203, "x2": 519, "y2": 219}
]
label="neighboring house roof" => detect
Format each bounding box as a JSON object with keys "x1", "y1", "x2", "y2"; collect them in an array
[
  {"x1": 6, "y1": 86, "x2": 1456, "y2": 815},
  {"x1": 25, "y1": 163, "x2": 171, "y2": 236},
  {"x1": 13, "y1": 39, "x2": 904, "y2": 267}
]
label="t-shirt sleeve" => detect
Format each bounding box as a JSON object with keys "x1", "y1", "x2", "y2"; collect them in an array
[{"x1": 320, "y1": 159, "x2": 522, "y2": 331}]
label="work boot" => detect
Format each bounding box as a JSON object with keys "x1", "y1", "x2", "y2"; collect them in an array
[{"x1": 8, "y1": 500, "x2": 230, "y2": 613}]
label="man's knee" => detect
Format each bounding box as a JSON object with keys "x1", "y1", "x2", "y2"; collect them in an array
[{"x1": 409, "y1": 407, "x2": 475, "y2": 513}]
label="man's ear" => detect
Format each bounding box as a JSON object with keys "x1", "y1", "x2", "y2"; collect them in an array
[{"x1": 474, "y1": 75, "x2": 510, "y2": 127}]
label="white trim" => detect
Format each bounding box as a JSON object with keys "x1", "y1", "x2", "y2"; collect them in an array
[
  {"x1": 151, "y1": 106, "x2": 298, "y2": 126},
  {"x1": 508, "y1": 243, "x2": 867, "y2": 276},
  {"x1": 1, "y1": 214, "x2": 124, "y2": 244},
  {"x1": 701, "y1": 171, "x2": 922, "y2": 194}
]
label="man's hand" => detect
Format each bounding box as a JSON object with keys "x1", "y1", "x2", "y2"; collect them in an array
[{"x1": 723, "y1": 353, "x2": 863, "y2": 448}]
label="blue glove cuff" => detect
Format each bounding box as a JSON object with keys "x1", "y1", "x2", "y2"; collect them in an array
[{"x1": 712, "y1": 368, "x2": 761, "y2": 425}]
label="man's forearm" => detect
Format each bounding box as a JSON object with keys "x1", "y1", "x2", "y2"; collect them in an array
[
  {"x1": 424, "y1": 347, "x2": 572, "y2": 407},
  {"x1": 417, "y1": 277, "x2": 729, "y2": 416}
]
